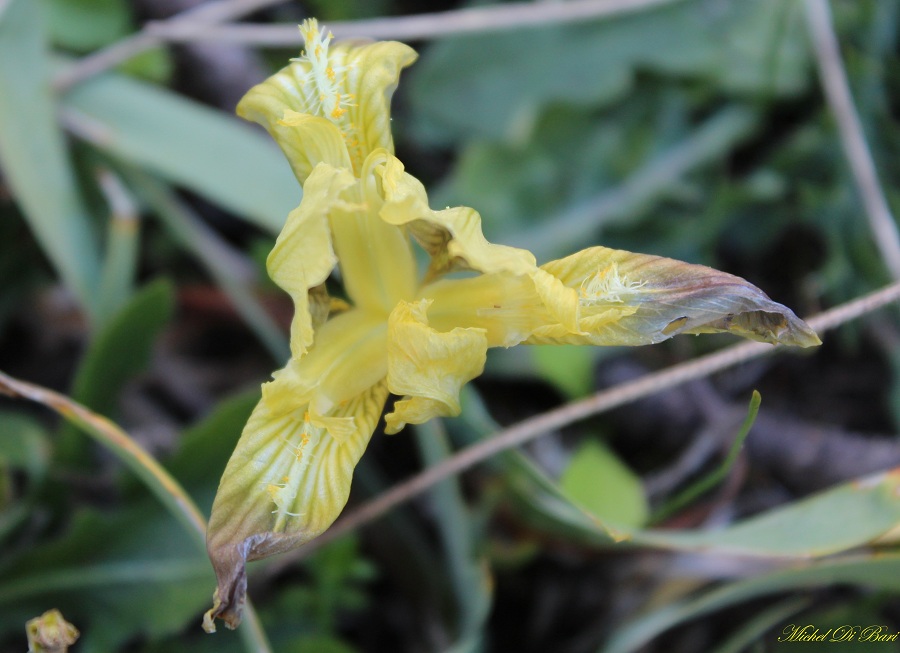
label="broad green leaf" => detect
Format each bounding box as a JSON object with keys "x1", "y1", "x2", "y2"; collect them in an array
[
  {"x1": 56, "y1": 279, "x2": 174, "y2": 464},
  {"x1": 630, "y1": 469, "x2": 900, "y2": 556},
  {"x1": 409, "y1": 0, "x2": 808, "y2": 144},
  {"x1": 453, "y1": 386, "x2": 618, "y2": 545},
  {"x1": 513, "y1": 452, "x2": 900, "y2": 557},
  {"x1": 457, "y1": 387, "x2": 900, "y2": 557},
  {"x1": 0, "y1": 0, "x2": 101, "y2": 322},
  {"x1": 602, "y1": 552, "x2": 900, "y2": 653},
  {"x1": 62, "y1": 72, "x2": 299, "y2": 234},
  {"x1": 0, "y1": 506, "x2": 213, "y2": 653},
  {"x1": 560, "y1": 440, "x2": 649, "y2": 528},
  {"x1": 39, "y1": 0, "x2": 131, "y2": 52}
]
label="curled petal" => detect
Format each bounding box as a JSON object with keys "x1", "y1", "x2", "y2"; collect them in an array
[
  {"x1": 533, "y1": 246, "x2": 821, "y2": 347},
  {"x1": 273, "y1": 111, "x2": 352, "y2": 182},
  {"x1": 385, "y1": 299, "x2": 488, "y2": 434},
  {"x1": 204, "y1": 379, "x2": 389, "y2": 631},
  {"x1": 267, "y1": 164, "x2": 355, "y2": 357},
  {"x1": 236, "y1": 21, "x2": 417, "y2": 179},
  {"x1": 379, "y1": 157, "x2": 535, "y2": 278},
  {"x1": 379, "y1": 156, "x2": 581, "y2": 331}
]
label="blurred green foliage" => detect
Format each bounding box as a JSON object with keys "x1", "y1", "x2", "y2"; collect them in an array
[{"x1": 2, "y1": 0, "x2": 900, "y2": 651}]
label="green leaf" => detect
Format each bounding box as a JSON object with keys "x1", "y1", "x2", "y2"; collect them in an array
[
  {"x1": 531, "y1": 344, "x2": 598, "y2": 399},
  {"x1": 560, "y1": 439, "x2": 649, "y2": 529},
  {"x1": 0, "y1": 412, "x2": 51, "y2": 541},
  {"x1": 453, "y1": 386, "x2": 618, "y2": 545},
  {"x1": 163, "y1": 389, "x2": 259, "y2": 510},
  {"x1": 57, "y1": 279, "x2": 175, "y2": 463},
  {"x1": 415, "y1": 420, "x2": 491, "y2": 649},
  {"x1": 39, "y1": 0, "x2": 131, "y2": 52},
  {"x1": 124, "y1": 169, "x2": 289, "y2": 361},
  {"x1": 651, "y1": 390, "x2": 761, "y2": 523},
  {"x1": 602, "y1": 552, "x2": 900, "y2": 653},
  {"x1": 409, "y1": 0, "x2": 808, "y2": 144},
  {"x1": 630, "y1": 469, "x2": 900, "y2": 556},
  {"x1": 0, "y1": 0, "x2": 101, "y2": 322},
  {"x1": 96, "y1": 170, "x2": 141, "y2": 323},
  {"x1": 707, "y1": 597, "x2": 810, "y2": 653},
  {"x1": 116, "y1": 46, "x2": 173, "y2": 83},
  {"x1": 73, "y1": 278, "x2": 173, "y2": 416},
  {"x1": 0, "y1": 507, "x2": 213, "y2": 653},
  {"x1": 457, "y1": 388, "x2": 900, "y2": 558},
  {"x1": 0, "y1": 412, "x2": 51, "y2": 484},
  {"x1": 62, "y1": 71, "x2": 300, "y2": 233}
]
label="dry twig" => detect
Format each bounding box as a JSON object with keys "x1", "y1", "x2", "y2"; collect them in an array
[
  {"x1": 146, "y1": 0, "x2": 681, "y2": 45},
  {"x1": 804, "y1": 0, "x2": 900, "y2": 279},
  {"x1": 53, "y1": 0, "x2": 286, "y2": 92}
]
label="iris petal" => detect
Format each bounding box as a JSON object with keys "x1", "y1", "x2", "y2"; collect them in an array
[
  {"x1": 384, "y1": 299, "x2": 488, "y2": 434},
  {"x1": 267, "y1": 163, "x2": 354, "y2": 357},
  {"x1": 236, "y1": 23, "x2": 416, "y2": 179},
  {"x1": 205, "y1": 378, "x2": 389, "y2": 630},
  {"x1": 532, "y1": 245, "x2": 821, "y2": 347}
]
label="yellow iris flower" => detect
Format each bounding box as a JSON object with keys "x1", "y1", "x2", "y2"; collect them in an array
[{"x1": 204, "y1": 19, "x2": 819, "y2": 630}]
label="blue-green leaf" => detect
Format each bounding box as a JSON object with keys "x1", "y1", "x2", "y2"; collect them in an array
[
  {"x1": 62, "y1": 72, "x2": 299, "y2": 233},
  {"x1": 0, "y1": 0, "x2": 101, "y2": 321}
]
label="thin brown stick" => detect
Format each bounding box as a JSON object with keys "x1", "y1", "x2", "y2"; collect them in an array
[
  {"x1": 291, "y1": 280, "x2": 900, "y2": 558},
  {"x1": 804, "y1": 0, "x2": 900, "y2": 279},
  {"x1": 145, "y1": 0, "x2": 681, "y2": 45},
  {"x1": 52, "y1": 0, "x2": 286, "y2": 93}
]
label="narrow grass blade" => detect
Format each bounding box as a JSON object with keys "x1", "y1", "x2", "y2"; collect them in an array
[
  {"x1": 602, "y1": 552, "x2": 900, "y2": 653},
  {"x1": 95, "y1": 168, "x2": 141, "y2": 323},
  {"x1": 651, "y1": 390, "x2": 761, "y2": 523},
  {"x1": 415, "y1": 419, "x2": 491, "y2": 650}
]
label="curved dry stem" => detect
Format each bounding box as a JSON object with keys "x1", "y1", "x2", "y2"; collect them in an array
[
  {"x1": 53, "y1": 0, "x2": 287, "y2": 92},
  {"x1": 284, "y1": 280, "x2": 900, "y2": 560},
  {"x1": 0, "y1": 370, "x2": 272, "y2": 652},
  {"x1": 804, "y1": 0, "x2": 900, "y2": 279},
  {"x1": 138, "y1": 0, "x2": 678, "y2": 46}
]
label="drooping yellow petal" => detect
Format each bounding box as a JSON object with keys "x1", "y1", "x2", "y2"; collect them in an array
[
  {"x1": 532, "y1": 246, "x2": 821, "y2": 347},
  {"x1": 236, "y1": 19, "x2": 417, "y2": 180},
  {"x1": 205, "y1": 377, "x2": 389, "y2": 631},
  {"x1": 384, "y1": 299, "x2": 488, "y2": 434},
  {"x1": 267, "y1": 163, "x2": 355, "y2": 357}
]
